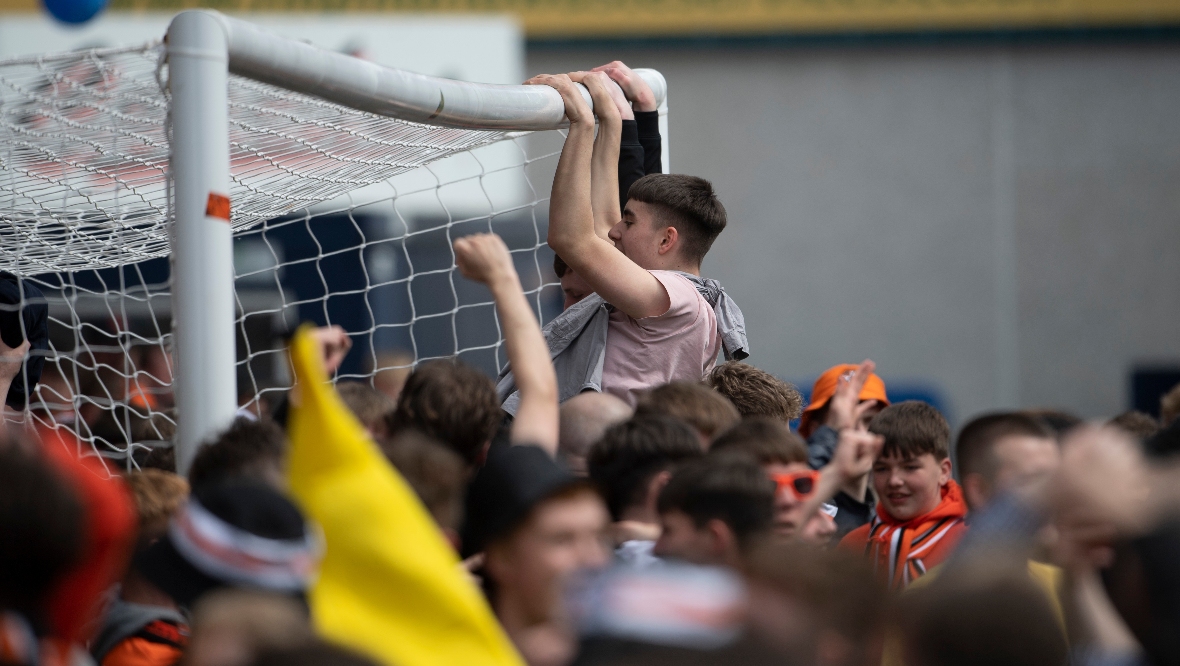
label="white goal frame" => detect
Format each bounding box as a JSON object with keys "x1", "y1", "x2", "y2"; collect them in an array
[{"x1": 165, "y1": 10, "x2": 669, "y2": 472}]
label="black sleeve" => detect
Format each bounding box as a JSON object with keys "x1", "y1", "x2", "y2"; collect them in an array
[
  {"x1": 635, "y1": 110, "x2": 663, "y2": 176},
  {"x1": 617, "y1": 119, "x2": 644, "y2": 209}
]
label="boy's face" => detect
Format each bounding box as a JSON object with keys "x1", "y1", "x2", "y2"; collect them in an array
[
  {"x1": 765, "y1": 462, "x2": 811, "y2": 538},
  {"x1": 609, "y1": 201, "x2": 668, "y2": 269},
  {"x1": 560, "y1": 268, "x2": 593, "y2": 310},
  {"x1": 654, "y1": 509, "x2": 723, "y2": 566},
  {"x1": 871, "y1": 452, "x2": 952, "y2": 522},
  {"x1": 486, "y1": 491, "x2": 611, "y2": 624}
]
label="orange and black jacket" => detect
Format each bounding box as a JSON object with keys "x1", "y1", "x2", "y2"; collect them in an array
[{"x1": 838, "y1": 480, "x2": 969, "y2": 590}]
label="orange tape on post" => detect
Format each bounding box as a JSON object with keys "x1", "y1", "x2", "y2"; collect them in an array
[{"x1": 205, "y1": 192, "x2": 231, "y2": 221}]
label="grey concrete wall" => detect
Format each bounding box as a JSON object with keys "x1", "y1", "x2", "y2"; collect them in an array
[{"x1": 528, "y1": 41, "x2": 1180, "y2": 424}]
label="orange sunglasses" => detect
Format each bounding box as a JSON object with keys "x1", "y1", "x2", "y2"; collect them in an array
[{"x1": 771, "y1": 470, "x2": 820, "y2": 501}]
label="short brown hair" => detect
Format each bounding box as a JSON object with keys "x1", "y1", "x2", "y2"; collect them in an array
[
  {"x1": 588, "y1": 415, "x2": 703, "y2": 520},
  {"x1": 1162, "y1": 382, "x2": 1180, "y2": 427},
  {"x1": 337, "y1": 381, "x2": 395, "y2": 436},
  {"x1": 1108, "y1": 410, "x2": 1160, "y2": 441},
  {"x1": 188, "y1": 418, "x2": 286, "y2": 490},
  {"x1": 379, "y1": 430, "x2": 466, "y2": 532},
  {"x1": 710, "y1": 417, "x2": 807, "y2": 465},
  {"x1": 745, "y1": 541, "x2": 886, "y2": 659},
  {"x1": 869, "y1": 401, "x2": 950, "y2": 461},
  {"x1": 705, "y1": 362, "x2": 803, "y2": 423},
  {"x1": 899, "y1": 557, "x2": 1067, "y2": 666},
  {"x1": 627, "y1": 174, "x2": 726, "y2": 264},
  {"x1": 657, "y1": 452, "x2": 775, "y2": 548},
  {"x1": 956, "y1": 412, "x2": 1053, "y2": 482},
  {"x1": 123, "y1": 469, "x2": 189, "y2": 540},
  {"x1": 387, "y1": 359, "x2": 500, "y2": 466},
  {"x1": 635, "y1": 382, "x2": 740, "y2": 440}
]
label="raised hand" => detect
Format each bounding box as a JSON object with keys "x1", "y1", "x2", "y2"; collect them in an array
[
  {"x1": 525, "y1": 73, "x2": 592, "y2": 127},
  {"x1": 309, "y1": 325, "x2": 352, "y2": 376},
  {"x1": 832, "y1": 427, "x2": 885, "y2": 483},
  {"x1": 454, "y1": 233, "x2": 517, "y2": 288},
  {"x1": 591, "y1": 61, "x2": 657, "y2": 112},
  {"x1": 570, "y1": 70, "x2": 632, "y2": 120},
  {"x1": 824, "y1": 359, "x2": 877, "y2": 431}
]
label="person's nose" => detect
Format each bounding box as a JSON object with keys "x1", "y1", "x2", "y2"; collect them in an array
[{"x1": 608, "y1": 221, "x2": 623, "y2": 241}]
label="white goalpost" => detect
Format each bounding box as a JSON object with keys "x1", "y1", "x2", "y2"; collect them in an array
[{"x1": 0, "y1": 10, "x2": 668, "y2": 473}]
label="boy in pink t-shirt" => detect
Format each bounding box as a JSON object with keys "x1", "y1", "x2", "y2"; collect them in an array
[{"x1": 522, "y1": 68, "x2": 742, "y2": 406}]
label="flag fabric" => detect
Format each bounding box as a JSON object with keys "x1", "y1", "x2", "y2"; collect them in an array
[{"x1": 285, "y1": 325, "x2": 524, "y2": 666}]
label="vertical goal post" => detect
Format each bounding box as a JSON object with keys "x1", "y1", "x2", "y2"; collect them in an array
[{"x1": 163, "y1": 10, "x2": 669, "y2": 472}]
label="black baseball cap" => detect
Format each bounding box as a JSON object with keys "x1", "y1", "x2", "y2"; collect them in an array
[{"x1": 460, "y1": 444, "x2": 587, "y2": 558}]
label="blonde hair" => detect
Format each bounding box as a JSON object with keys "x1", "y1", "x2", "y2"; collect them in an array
[{"x1": 123, "y1": 469, "x2": 189, "y2": 537}]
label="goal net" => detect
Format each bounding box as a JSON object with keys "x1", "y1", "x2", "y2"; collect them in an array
[{"x1": 0, "y1": 19, "x2": 667, "y2": 472}]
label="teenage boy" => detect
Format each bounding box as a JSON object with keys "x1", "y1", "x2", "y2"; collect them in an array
[
  {"x1": 652, "y1": 452, "x2": 775, "y2": 568},
  {"x1": 802, "y1": 360, "x2": 889, "y2": 537},
  {"x1": 634, "y1": 381, "x2": 740, "y2": 444},
  {"x1": 499, "y1": 71, "x2": 748, "y2": 411},
  {"x1": 712, "y1": 418, "x2": 882, "y2": 546},
  {"x1": 705, "y1": 361, "x2": 803, "y2": 423},
  {"x1": 586, "y1": 415, "x2": 703, "y2": 564},
  {"x1": 839, "y1": 401, "x2": 968, "y2": 590}
]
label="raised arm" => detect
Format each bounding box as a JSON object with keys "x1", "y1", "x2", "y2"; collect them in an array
[
  {"x1": 453, "y1": 233, "x2": 558, "y2": 455},
  {"x1": 796, "y1": 427, "x2": 884, "y2": 537},
  {"x1": 526, "y1": 73, "x2": 669, "y2": 320},
  {"x1": 593, "y1": 61, "x2": 662, "y2": 176},
  {"x1": 575, "y1": 71, "x2": 628, "y2": 239}
]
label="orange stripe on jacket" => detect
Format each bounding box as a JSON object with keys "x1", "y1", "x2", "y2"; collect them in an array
[{"x1": 838, "y1": 480, "x2": 968, "y2": 590}]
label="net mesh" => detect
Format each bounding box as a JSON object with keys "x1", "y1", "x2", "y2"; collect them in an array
[{"x1": 0, "y1": 42, "x2": 571, "y2": 469}]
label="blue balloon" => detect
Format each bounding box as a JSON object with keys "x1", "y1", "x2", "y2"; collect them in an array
[{"x1": 42, "y1": 0, "x2": 107, "y2": 25}]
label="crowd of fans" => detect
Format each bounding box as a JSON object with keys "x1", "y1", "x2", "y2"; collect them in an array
[{"x1": 3, "y1": 60, "x2": 1180, "y2": 666}]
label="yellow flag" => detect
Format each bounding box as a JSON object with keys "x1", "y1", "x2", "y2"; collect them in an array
[{"x1": 286, "y1": 325, "x2": 524, "y2": 666}]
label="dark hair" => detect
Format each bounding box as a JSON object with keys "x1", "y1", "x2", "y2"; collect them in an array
[
  {"x1": 657, "y1": 453, "x2": 775, "y2": 548},
  {"x1": 635, "y1": 382, "x2": 740, "y2": 441},
  {"x1": 188, "y1": 418, "x2": 286, "y2": 490},
  {"x1": 900, "y1": 558, "x2": 1068, "y2": 666},
  {"x1": 627, "y1": 174, "x2": 726, "y2": 264},
  {"x1": 379, "y1": 430, "x2": 466, "y2": 531},
  {"x1": 745, "y1": 541, "x2": 886, "y2": 659},
  {"x1": 869, "y1": 401, "x2": 950, "y2": 461},
  {"x1": 1108, "y1": 410, "x2": 1161, "y2": 441},
  {"x1": 705, "y1": 362, "x2": 803, "y2": 423},
  {"x1": 1162, "y1": 382, "x2": 1180, "y2": 427},
  {"x1": 337, "y1": 381, "x2": 395, "y2": 436},
  {"x1": 388, "y1": 359, "x2": 500, "y2": 466},
  {"x1": 588, "y1": 415, "x2": 703, "y2": 521},
  {"x1": 0, "y1": 444, "x2": 84, "y2": 619},
  {"x1": 711, "y1": 417, "x2": 807, "y2": 465},
  {"x1": 553, "y1": 253, "x2": 569, "y2": 279},
  {"x1": 955, "y1": 412, "x2": 1053, "y2": 482},
  {"x1": 1022, "y1": 409, "x2": 1083, "y2": 437}
]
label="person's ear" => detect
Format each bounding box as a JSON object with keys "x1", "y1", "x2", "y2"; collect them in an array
[
  {"x1": 656, "y1": 224, "x2": 678, "y2": 256},
  {"x1": 644, "y1": 470, "x2": 673, "y2": 517},
  {"x1": 706, "y1": 518, "x2": 737, "y2": 560},
  {"x1": 961, "y1": 472, "x2": 990, "y2": 511},
  {"x1": 938, "y1": 456, "x2": 953, "y2": 485}
]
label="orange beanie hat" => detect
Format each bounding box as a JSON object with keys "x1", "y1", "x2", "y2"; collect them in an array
[{"x1": 798, "y1": 364, "x2": 889, "y2": 438}]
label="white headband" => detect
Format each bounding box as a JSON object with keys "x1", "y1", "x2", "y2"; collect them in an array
[{"x1": 169, "y1": 498, "x2": 320, "y2": 591}]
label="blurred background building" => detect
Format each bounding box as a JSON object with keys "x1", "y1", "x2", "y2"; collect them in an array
[{"x1": 1, "y1": 0, "x2": 1177, "y2": 425}]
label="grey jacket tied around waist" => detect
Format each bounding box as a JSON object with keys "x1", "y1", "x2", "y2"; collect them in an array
[{"x1": 498, "y1": 272, "x2": 749, "y2": 415}]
